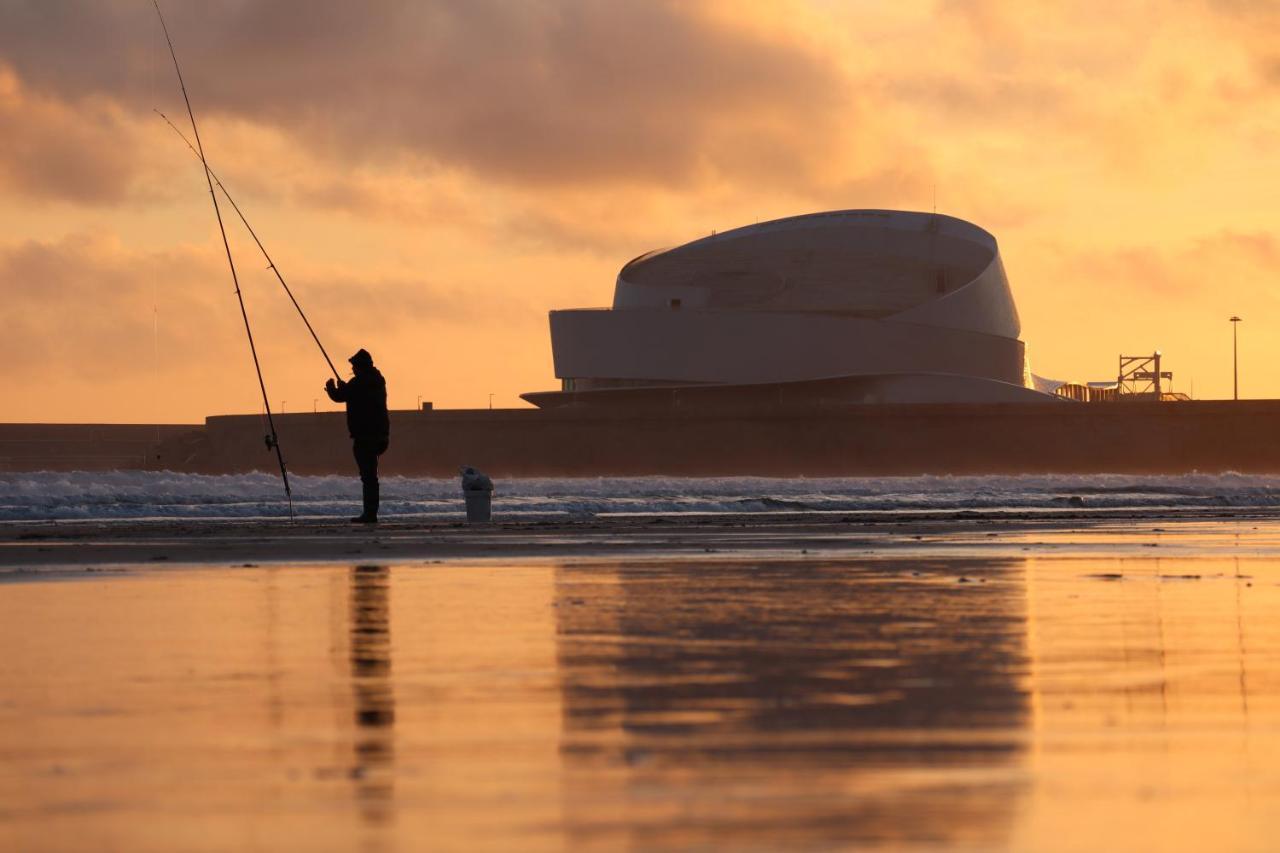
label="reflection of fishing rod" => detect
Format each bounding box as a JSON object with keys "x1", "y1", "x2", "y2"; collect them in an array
[
  {"x1": 152, "y1": 0, "x2": 294, "y2": 521},
  {"x1": 154, "y1": 109, "x2": 341, "y2": 382}
]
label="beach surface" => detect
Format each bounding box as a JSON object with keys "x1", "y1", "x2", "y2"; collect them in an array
[
  {"x1": 5, "y1": 508, "x2": 1280, "y2": 571},
  {"x1": 3, "y1": 514, "x2": 1280, "y2": 850}
]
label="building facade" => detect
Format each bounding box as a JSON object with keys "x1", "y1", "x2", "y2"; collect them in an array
[{"x1": 523, "y1": 209, "x2": 1058, "y2": 408}]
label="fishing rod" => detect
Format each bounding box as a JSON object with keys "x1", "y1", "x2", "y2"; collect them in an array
[
  {"x1": 152, "y1": 0, "x2": 295, "y2": 521},
  {"x1": 153, "y1": 109, "x2": 341, "y2": 382}
]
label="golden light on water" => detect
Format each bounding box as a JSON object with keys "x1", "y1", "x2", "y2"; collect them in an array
[{"x1": 3, "y1": 556, "x2": 1278, "y2": 850}]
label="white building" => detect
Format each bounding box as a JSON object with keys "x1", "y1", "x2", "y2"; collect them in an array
[{"x1": 523, "y1": 210, "x2": 1059, "y2": 408}]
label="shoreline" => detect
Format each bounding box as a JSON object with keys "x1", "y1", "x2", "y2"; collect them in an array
[{"x1": 5, "y1": 509, "x2": 1280, "y2": 573}]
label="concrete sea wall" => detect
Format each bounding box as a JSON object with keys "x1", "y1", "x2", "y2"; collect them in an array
[
  {"x1": 7, "y1": 401, "x2": 1277, "y2": 476},
  {"x1": 0, "y1": 424, "x2": 198, "y2": 472},
  {"x1": 196, "y1": 400, "x2": 1280, "y2": 477}
]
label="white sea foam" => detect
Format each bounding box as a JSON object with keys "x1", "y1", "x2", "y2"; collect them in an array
[{"x1": 2, "y1": 470, "x2": 1280, "y2": 521}]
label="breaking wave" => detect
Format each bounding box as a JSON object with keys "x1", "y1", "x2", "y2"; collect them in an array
[{"x1": 3, "y1": 470, "x2": 1280, "y2": 521}]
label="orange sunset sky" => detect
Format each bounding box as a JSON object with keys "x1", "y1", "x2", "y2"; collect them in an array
[{"x1": 1, "y1": 0, "x2": 1277, "y2": 423}]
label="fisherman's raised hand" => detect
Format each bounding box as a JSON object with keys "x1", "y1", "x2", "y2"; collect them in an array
[{"x1": 325, "y1": 378, "x2": 336, "y2": 392}]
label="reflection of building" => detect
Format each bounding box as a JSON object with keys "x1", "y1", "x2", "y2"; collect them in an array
[
  {"x1": 553, "y1": 559, "x2": 1032, "y2": 848},
  {"x1": 527, "y1": 210, "x2": 1057, "y2": 408}
]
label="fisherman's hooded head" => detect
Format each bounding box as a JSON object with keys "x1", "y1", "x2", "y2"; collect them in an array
[{"x1": 349, "y1": 349, "x2": 374, "y2": 374}]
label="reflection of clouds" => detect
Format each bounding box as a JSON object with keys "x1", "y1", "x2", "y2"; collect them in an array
[
  {"x1": 349, "y1": 564, "x2": 395, "y2": 826},
  {"x1": 553, "y1": 559, "x2": 1031, "y2": 848}
]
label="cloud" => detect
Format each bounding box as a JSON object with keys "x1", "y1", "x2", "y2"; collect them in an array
[
  {"x1": 0, "y1": 232, "x2": 224, "y2": 378},
  {"x1": 1059, "y1": 231, "x2": 1280, "y2": 297},
  {"x1": 0, "y1": 66, "x2": 150, "y2": 204},
  {"x1": 934, "y1": 0, "x2": 1026, "y2": 54},
  {"x1": 0, "y1": 230, "x2": 514, "y2": 382},
  {"x1": 0, "y1": 1, "x2": 857, "y2": 193},
  {"x1": 1201, "y1": 0, "x2": 1280, "y2": 90},
  {"x1": 880, "y1": 74, "x2": 1074, "y2": 127},
  {"x1": 3, "y1": 0, "x2": 1280, "y2": 415}
]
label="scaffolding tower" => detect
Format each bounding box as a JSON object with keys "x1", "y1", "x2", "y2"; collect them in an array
[{"x1": 1117, "y1": 352, "x2": 1174, "y2": 399}]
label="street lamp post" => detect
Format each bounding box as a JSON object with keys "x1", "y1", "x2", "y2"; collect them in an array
[{"x1": 1230, "y1": 316, "x2": 1242, "y2": 401}]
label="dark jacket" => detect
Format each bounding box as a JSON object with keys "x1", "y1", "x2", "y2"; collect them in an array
[{"x1": 326, "y1": 366, "x2": 390, "y2": 441}]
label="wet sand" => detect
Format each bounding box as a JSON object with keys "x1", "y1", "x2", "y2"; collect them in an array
[
  {"x1": 5, "y1": 509, "x2": 1280, "y2": 572},
  {"x1": 2, "y1": 519, "x2": 1280, "y2": 850}
]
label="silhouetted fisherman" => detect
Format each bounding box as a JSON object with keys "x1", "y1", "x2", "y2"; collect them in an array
[{"x1": 325, "y1": 349, "x2": 390, "y2": 524}]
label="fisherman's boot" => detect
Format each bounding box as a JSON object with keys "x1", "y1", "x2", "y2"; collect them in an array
[{"x1": 351, "y1": 479, "x2": 379, "y2": 524}]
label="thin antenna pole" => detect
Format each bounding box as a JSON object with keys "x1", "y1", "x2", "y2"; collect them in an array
[
  {"x1": 1231, "y1": 316, "x2": 1242, "y2": 401},
  {"x1": 153, "y1": 289, "x2": 161, "y2": 447},
  {"x1": 152, "y1": 0, "x2": 294, "y2": 520},
  {"x1": 154, "y1": 109, "x2": 340, "y2": 381}
]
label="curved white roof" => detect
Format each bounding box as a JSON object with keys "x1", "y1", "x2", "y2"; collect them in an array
[{"x1": 613, "y1": 209, "x2": 1019, "y2": 339}]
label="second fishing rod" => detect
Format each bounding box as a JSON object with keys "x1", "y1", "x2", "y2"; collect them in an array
[{"x1": 153, "y1": 0, "x2": 295, "y2": 519}]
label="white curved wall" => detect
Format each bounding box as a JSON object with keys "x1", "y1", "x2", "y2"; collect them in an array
[
  {"x1": 892, "y1": 253, "x2": 1020, "y2": 339},
  {"x1": 550, "y1": 309, "x2": 1025, "y2": 387}
]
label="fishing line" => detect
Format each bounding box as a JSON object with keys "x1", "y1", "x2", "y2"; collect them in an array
[
  {"x1": 152, "y1": 0, "x2": 294, "y2": 520},
  {"x1": 153, "y1": 109, "x2": 340, "y2": 381}
]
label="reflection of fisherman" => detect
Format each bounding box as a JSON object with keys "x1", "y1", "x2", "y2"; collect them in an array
[{"x1": 325, "y1": 349, "x2": 390, "y2": 524}]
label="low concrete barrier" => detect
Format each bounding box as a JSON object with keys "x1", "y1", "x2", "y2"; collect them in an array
[{"x1": 193, "y1": 400, "x2": 1280, "y2": 476}]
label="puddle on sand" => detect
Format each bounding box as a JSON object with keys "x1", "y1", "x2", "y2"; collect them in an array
[{"x1": 0, "y1": 555, "x2": 1278, "y2": 851}]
